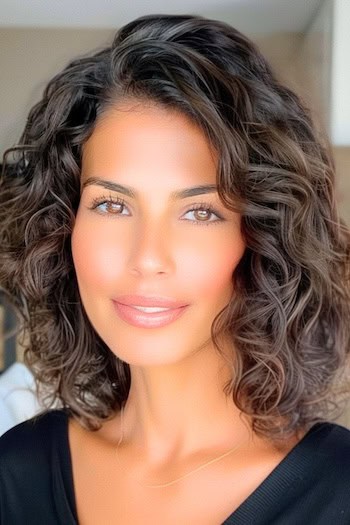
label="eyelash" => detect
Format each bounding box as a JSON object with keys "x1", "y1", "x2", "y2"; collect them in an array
[{"x1": 88, "y1": 194, "x2": 224, "y2": 226}]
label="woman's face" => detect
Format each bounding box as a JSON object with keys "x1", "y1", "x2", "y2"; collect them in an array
[{"x1": 71, "y1": 101, "x2": 246, "y2": 366}]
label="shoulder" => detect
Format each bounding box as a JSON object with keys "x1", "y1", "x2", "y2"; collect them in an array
[
  {"x1": 311, "y1": 421, "x2": 350, "y2": 450},
  {"x1": 0, "y1": 409, "x2": 74, "y2": 522},
  {"x1": 306, "y1": 421, "x2": 350, "y2": 477},
  {"x1": 0, "y1": 408, "x2": 69, "y2": 469}
]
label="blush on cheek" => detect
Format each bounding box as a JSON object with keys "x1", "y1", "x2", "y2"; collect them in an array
[
  {"x1": 184, "y1": 243, "x2": 244, "y2": 300},
  {"x1": 75, "y1": 245, "x2": 125, "y2": 290}
]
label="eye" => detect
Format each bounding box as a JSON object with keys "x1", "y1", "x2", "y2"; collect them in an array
[
  {"x1": 183, "y1": 203, "x2": 223, "y2": 226},
  {"x1": 88, "y1": 195, "x2": 129, "y2": 215}
]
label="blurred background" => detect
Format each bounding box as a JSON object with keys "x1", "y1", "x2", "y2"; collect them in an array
[{"x1": 0, "y1": 0, "x2": 349, "y2": 432}]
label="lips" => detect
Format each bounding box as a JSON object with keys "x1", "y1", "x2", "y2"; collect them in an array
[
  {"x1": 112, "y1": 299, "x2": 189, "y2": 328},
  {"x1": 113, "y1": 295, "x2": 188, "y2": 308}
]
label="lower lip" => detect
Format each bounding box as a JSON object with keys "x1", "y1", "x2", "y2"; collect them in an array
[{"x1": 112, "y1": 301, "x2": 188, "y2": 328}]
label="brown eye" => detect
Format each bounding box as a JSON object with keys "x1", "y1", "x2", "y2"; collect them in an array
[
  {"x1": 183, "y1": 204, "x2": 223, "y2": 226},
  {"x1": 89, "y1": 196, "x2": 129, "y2": 215},
  {"x1": 103, "y1": 201, "x2": 124, "y2": 214},
  {"x1": 194, "y1": 209, "x2": 211, "y2": 221}
]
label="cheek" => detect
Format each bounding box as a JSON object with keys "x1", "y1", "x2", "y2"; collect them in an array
[
  {"x1": 71, "y1": 219, "x2": 126, "y2": 290},
  {"x1": 179, "y1": 232, "x2": 246, "y2": 300}
]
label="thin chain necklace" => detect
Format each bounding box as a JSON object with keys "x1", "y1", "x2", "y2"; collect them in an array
[{"x1": 115, "y1": 406, "x2": 249, "y2": 488}]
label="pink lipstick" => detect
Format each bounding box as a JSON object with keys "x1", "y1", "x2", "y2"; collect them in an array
[{"x1": 112, "y1": 297, "x2": 189, "y2": 328}]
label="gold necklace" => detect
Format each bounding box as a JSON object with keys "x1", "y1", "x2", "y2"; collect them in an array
[{"x1": 115, "y1": 406, "x2": 248, "y2": 488}]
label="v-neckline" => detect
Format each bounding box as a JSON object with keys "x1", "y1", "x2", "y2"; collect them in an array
[
  {"x1": 56, "y1": 411, "x2": 333, "y2": 524},
  {"x1": 221, "y1": 421, "x2": 333, "y2": 523}
]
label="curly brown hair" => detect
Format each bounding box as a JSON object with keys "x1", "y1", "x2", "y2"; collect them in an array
[{"x1": 1, "y1": 13, "x2": 350, "y2": 444}]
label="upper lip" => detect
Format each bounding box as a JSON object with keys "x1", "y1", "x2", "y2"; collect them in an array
[{"x1": 114, "y1": 295, "x2": 188, "y2": 308}]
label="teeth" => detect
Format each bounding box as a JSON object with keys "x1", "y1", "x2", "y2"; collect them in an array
[{"x1": 132, "y1": 306, "x2": 172, "y2": 313}]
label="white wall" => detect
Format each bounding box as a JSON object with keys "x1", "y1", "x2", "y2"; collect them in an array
[{"x1": 330, "y1": 0, "x2": 350, "y2": 145}]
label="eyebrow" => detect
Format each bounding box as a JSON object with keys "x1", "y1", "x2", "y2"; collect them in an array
[{"x1": 82, "y1": 177, "x2": 218, "y2": 200}]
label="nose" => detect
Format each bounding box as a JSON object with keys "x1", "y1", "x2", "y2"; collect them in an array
[{"x1": 128, "y1": 218, "x2": 174, "y2": 277}]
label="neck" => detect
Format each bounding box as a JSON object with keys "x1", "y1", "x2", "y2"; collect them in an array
[{"x1": 120, "y1": 342, "x2": 254, "y2": 463}]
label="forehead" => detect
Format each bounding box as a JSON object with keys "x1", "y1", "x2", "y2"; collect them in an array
[{"x1": 81, "y1": 101, "x2": 218, "y2": 189}]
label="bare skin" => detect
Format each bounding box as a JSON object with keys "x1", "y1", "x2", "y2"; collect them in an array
[
  {"x1": 68, "y1": 411, "x2": 304, "y2": 525},
  {"x1": 70, "y1": 99, "x2": 306, "y2": 524}
]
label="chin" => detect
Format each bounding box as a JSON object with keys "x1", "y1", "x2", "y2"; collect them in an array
[{"x1": 104, "y1": 335, "x2": 206, "y2": 369}]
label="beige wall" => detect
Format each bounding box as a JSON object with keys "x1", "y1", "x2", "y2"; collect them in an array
[
  {"x1": 294, "y1": 0, "x2": 333, "y2": 135},
  {"x1": 0, "y1": 28, "x2": 114, "y2": 158},
  {"x1": 333, "y1": 147, "x2": 350, "y2": 226}
]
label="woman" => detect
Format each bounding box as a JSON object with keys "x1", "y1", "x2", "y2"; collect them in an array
[{"x1": 0, "y1": 13, "x2": 350, "y2": 525}]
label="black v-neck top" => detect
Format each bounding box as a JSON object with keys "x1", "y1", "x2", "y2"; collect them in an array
[{"x1": 0, "y1": 409, "x2": 350, "y2": 524}]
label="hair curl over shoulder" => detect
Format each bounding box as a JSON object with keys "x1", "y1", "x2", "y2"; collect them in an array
[{"x1": 1, "y1": 14, "x2": 350, "y2": 444}]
